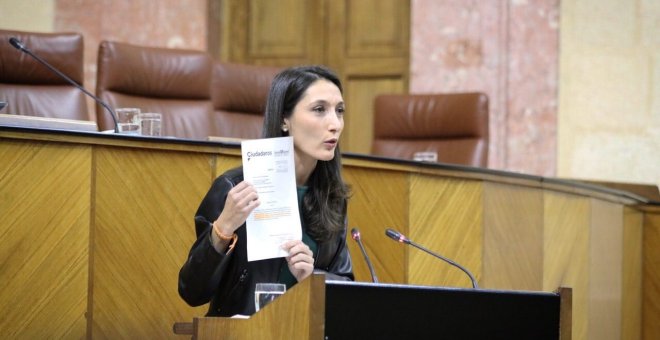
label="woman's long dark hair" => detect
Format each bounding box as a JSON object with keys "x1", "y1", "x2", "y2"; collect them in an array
[{"x1": 262, "y1": 65, "x2": 350, "y2": 241}]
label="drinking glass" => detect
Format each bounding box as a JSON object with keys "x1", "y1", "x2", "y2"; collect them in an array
[
  {"x1": 116, "y1": 108, "x2": 141, "y2": 135},
  {"x1": 139, "y1": 112, "x2": 162, "y2": 136},
  {"x1": 254, "y1": 283, "x2": 286, "y2": 312}
]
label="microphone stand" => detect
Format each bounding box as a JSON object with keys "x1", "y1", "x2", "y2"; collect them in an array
[
  {"x1": 386, "y1": 228, "x2": 478, "y2": 289},
  {"x1": 407, "y1": 239, "x2": 478, "y2": 289},
  {"x1": 351, "y1": 228, "x2": 379, "y2": 283},
  {"x1": 9, "y1": 37, "x2": 120, "y2": 133}
]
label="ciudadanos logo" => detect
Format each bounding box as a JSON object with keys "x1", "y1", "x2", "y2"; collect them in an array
[
  {"x1": 246, "y1": 150, "x2": 272, "y2": 161},
  {"x1": 246, "y1": 148, "x2": 290, "y2": 161}
]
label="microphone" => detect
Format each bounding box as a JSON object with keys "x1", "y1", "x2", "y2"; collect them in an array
[
  {"x1": 8, "y1": 37, "x2": 120, "y2": 133},
  {"x1": 385, "y1": 228, "x2": 478, "y2": 289},
  {"x1": 350, "y1": 227, "x2": 379, "y2": 283}
]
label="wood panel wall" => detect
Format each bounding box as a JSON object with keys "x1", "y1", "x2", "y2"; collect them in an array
[
  {"x1": 407, "y1": 176, "x2": 483, "y2": 288},
  {"x1": 622, "y1": 207, "x2": 643, "y2": 340},
  {"x1": 343, "y1": 167, "x2": 408, "y2": 283},
  {"x1": 643, "y1": 207, "x2": 660, "y2": 340},
  {"x1": 543, "y1": 192, "x2": 590, "y2": 340},
  {"x1": 214, "y1": 0, "x2": 325, "y2": 66},
  {"x1": 1, "y1": 130, "x2": 658, "y2": 339},
  {"x1": 90, "y1": 146, "x2": 211, "y2": 338},
  {"x1": 0, "y1": 140, "x2": 90, "y2": 338},
  {"x1": 483, "y1": 183, "x2": 544, "y2": 291},
  {"x1": 588, "y1": 200, "x2": 623, "y2": 340}
]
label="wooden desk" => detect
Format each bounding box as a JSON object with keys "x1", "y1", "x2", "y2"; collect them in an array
[{"x1": 1, "y1": 126, "x2": 658, "y2": 339}]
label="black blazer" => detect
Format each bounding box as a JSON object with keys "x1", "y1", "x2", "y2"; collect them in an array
[{"x1": 178, "y1": 167, "x2": 354, "y2": 316}]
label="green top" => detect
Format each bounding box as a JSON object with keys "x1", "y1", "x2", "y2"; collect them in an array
[{"x1": 278, "y1": 186, "x2": 318, "y2": 289}]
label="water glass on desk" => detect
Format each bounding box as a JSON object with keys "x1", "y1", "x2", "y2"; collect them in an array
[
  {"x1": 139, "y1": 112, "x2": 162, "y2": 137},
  {"x1": 116, "y1": 108, "x2": 141, "y2": 135},
  {"x1": 254, "y1": 283, "x2": 286, "y2": 312}
]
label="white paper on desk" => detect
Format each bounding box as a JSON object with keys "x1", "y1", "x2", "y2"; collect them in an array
[{"x1": 241, "y1": 136, "x2": 301, "y2": 262}]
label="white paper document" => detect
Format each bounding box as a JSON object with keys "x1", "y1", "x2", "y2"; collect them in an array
[{"x1": 241, "y1": 136, "x2": 302, "y2": 262}]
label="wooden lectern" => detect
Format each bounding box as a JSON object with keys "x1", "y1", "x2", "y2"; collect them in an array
[{"x1": 174, "y1": 273, "x2": 571, "y2": 340}]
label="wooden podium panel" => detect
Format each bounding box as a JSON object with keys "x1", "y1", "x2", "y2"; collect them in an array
[{"x1": 194, "y1": 274, "x2": 326, "y2": 339}]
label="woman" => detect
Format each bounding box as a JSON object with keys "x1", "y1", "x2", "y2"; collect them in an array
[{"x1": 178, "y1": 65, "x2": 354, "y2": 316}]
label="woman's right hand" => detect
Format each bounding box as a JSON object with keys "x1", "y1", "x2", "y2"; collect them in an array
[{"x1": 214, "y1": 181, "x2": 260, "y2": 236}]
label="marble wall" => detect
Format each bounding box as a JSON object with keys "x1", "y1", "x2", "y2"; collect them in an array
[
  {"x1": 411, "y1": 0, "x2": 559, "y2": 176},
  {"x1": 53, "y1": 0, "x2": 208, "y2": 121}
]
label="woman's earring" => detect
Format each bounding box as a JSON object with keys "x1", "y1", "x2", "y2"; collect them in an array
[{"x1": 282, "y1": 126, "x2": 288, "y2": 132}]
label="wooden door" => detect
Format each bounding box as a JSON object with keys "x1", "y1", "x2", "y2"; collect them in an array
[
  {"x1": 327, "y1": 0, "x2": 410, "y2": 153},
  {"x1": 209, "y1": 0, "x2": 410, "y2": 153}
]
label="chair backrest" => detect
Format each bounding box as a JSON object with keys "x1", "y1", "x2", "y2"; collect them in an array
[
  {"x1": 210, "y1": 62, "x2": 281, "y2": 139},
  {"x1": 372, "y1": 92, "x2": 489, "y2": 167},
  {"x1": 0, "y1": 29, "x2": 87, "y2": 120},
  {"x1": 96, "y1": 41, "x2": 214, "y2": 138}
]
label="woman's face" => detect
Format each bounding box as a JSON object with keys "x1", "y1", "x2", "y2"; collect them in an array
[{"x1": 283, "y1": 79, "x2": 345, "y2": 164}]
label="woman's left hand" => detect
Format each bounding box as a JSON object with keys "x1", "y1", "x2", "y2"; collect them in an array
[{"x1": 282, "y1": 240, "x2": 314, "y2": 282}]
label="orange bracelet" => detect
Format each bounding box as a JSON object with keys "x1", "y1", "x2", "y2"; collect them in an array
[
  {"x1": 212, "y1": 221, "x2": 233, "y2": 239},
  {"x1": 213, "y1": 221, "x2": 238, "y2": 252}
]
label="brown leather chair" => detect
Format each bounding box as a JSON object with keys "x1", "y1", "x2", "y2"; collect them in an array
[
  {"x1": 372, "y1": 92, "x2": 489, "y2": 167},
  {"x1": 0, "y1": 29, "x2": 87, "y2": 120},
  {"x1": 210, "y1": 62, "x2": 281, "y2": 139},
  {"x1": 96, "y1": 41, "x2": 214, "y2": 139}
]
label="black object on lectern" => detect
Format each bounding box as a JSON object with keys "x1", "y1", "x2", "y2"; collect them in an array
[
  {"x1": 324, "y1": 280, "x2": 561, "y2": 340},
  {"x1": 177, "y1": 274, "x2": 567, "y2": 339}
]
